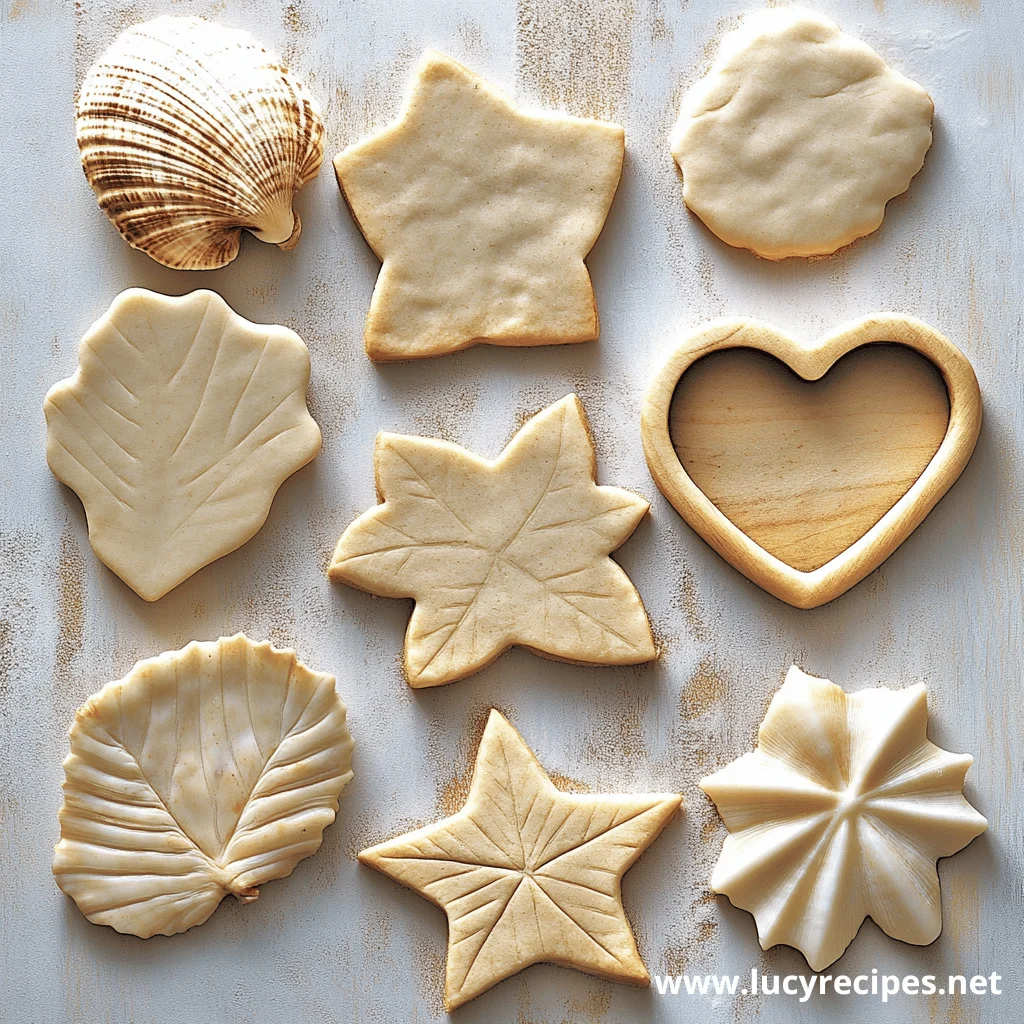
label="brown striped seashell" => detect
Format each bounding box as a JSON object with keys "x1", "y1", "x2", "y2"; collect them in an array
[{"x1": 76, "y1": 16, "x2": 324, "y2": 270}]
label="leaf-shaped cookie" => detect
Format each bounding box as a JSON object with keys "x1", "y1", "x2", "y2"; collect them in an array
[
  {"x1": 360, "y1": 710, "x2": 681, "y2": 1009},
  {"x1": 44, "y1": 288, "x2": 322, "y2": 601},
  {"x1": 53, "y1": 635, "x2": 354, "y2": 938},
  {"x1": 329, "y1": 395, "x2": 655, "y2": 686}
]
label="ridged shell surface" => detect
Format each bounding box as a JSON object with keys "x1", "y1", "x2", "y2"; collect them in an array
[
  {"x1": 700, "y1": 666, "x2": 987, "y2": 971},
  {"x1": 53, "y1": 634, "x2": 354, "y2": 938},
  {"x1": 76, "y1": 16, "x2": 324, "y2": 270}
]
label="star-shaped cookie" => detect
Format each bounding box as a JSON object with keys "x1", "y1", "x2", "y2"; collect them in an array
[
  {"x1": 359, "y1": 710, "x2": 682, "y2": 1009},
  {"x1": 701, "y1": 666, "x2": 987, "y2": 970},
  {"x1": 333, "y1": 51, "x2": 625, "y2": 360},
  {"x1": 328, "y1": 395, "x2": 655, "y2": 686}
]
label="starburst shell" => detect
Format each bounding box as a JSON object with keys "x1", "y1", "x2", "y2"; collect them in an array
[
  {"x1": 701, "y1": 666, "x2": 987, "y2": 970},
  {"x1": 76, "y1": 16, "x2": 324, "y2": 270}
]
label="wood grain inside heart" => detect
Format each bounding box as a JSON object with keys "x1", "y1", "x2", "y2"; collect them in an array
[{"x1": 669, "y1": 344, "x2": 950, "y2": 572}]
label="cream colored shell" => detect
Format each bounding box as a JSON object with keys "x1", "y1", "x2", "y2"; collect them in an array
[
  {"x1": 76, "y1": 16, "x2": 324, "y2": 270},
  {"x1": 43, "y1": 288, "x2": 322, "y2": 601},
  {"x1": 360, "y1": 710, "x2": 681, "y2": 1009},
  {"x1": 53, "y1": 635, "x2": 354, "y2": 938},
  {"x1": 671, "y1": 6, "x2": 933, "y2": 259},
  {"x1": 701, "y1": 666, "x2": 987, "y2": 970},
  {"x1": 328, "y1": 395, "x2": 655, "y2": 686}
]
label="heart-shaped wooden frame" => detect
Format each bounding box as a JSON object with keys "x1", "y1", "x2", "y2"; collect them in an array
[{"x1": 641, "y1": 315, "x2": 982, "y2": 609}]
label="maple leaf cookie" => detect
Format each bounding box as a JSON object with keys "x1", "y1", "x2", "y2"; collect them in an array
[
  {"x1": 328, "y1": 395, "x2": 655, "y2": 686},
  {"x1": 334, "y1": 51, "x2": 625, "y2": 360},
  {"x1": 44, "y1": 289, "x2": 321, "y2": 601},
  {"x1": 671, "y1": 7, "x2": 934, "y2": 258},
  {"x1": 360, "y1": 709, "x2": 681, "y2": 1009},
  {"x1": 702, "y1": 666, "x2": 987, "y2": 970}
]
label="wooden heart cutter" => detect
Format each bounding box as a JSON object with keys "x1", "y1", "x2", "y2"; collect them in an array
[{"x1": 640, "y1": 315, "x2": 981, "y2": 608}]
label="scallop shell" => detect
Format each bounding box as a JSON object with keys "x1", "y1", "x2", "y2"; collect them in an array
[{"x1": 76, "y1": 16, "x2": 324, "y2": 270}]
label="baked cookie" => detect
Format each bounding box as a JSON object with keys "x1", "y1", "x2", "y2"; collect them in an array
[
  {"x1": 334, "y1": 51, "x2": 624, "y2": 360},
  {"x1": 44, "y1": 289, "x2": 321, "y2": 600},
  {"x1": 360, "y1": 709, "x2": 681, "y2": 1009},
  {"x1": 701, "y1": 666, "x2": 987, "y2": 970},
  {"x1": 671, "y1": 6, "x2": 933, "y2": 258},
  {"x1": 53, "y1": 635, "x2": 354, "y2": 938},
  {"x1": 328, "y1": 395, "x2": 655, "y2": 685}
]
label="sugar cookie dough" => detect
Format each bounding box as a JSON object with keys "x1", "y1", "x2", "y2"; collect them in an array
[
  {"x1": 44, "y1": 288, "x2": 321, "y2": 600},
  {"x1": 671, "y1": 7, "x2": 933, "y2": 258},
  {"x1": 701, "y1": 666, "x2": 987, "y2": 970},
  {"x1": 334, "y1": 51, "x2": 624, "y2": 360},
  {"x1": 53, "y1": 635, "x2": 354, "y2": 938},
  {"x1": 360, "y1": 710, "x2": 681, "y2": 1009},
  {"x1": 328, "y1": 395, "x2": 655, "y2": 685}
]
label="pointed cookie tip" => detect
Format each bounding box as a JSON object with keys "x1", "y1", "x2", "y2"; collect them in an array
[{"x1": 356, "y1": 845, "x2": 382, "y2": 868}]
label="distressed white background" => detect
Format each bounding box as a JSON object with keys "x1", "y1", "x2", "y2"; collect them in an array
[{"x1": 0, "y1": 0, "x2": 1020, "y2": 1021}]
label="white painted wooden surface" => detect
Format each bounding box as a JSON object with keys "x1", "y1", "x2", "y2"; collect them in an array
[{"x1": 0, "y1": 1, "x2": 1020, "y2": 1022}]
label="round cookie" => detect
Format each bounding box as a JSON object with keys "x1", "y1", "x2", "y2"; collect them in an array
[{"x1": 671, "y1": 6, "x2": 934, "y2": 259}]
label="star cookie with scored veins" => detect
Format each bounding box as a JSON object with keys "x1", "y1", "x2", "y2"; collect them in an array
[
  {"x1": 334, "y1": 51, "x2": 625, "y2": 361},
  {"x1": 359, "y1": 709, "x2": 682, "y2": 1010},
  {"x1": 328, "y1": 395, "x2": 656, "y2": 686},
  {"x1": 701, "y1": 666, "x2": 987, "y2": 970}
]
